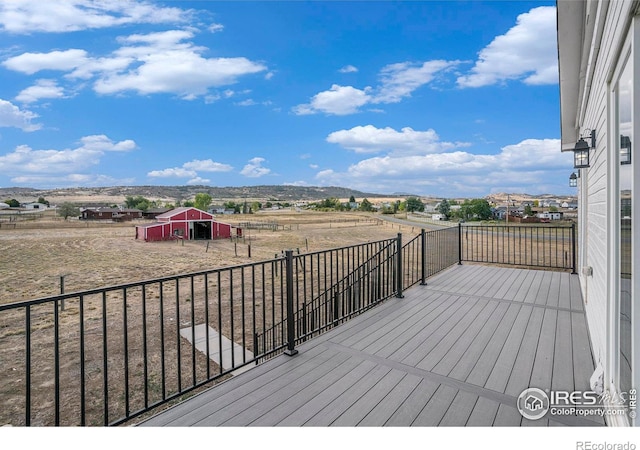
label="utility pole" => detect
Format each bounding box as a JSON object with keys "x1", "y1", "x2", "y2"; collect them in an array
[{"x1": 506, "y1": 194, "x2": 510, "y2": 223}]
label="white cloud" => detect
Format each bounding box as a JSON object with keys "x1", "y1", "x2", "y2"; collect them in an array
[
  {"x1": 374, "y1": 60, "x2": 461, "y2": 103},
  {"x1": 0, "y1": 99, "x2": 41, "y2": 131},
  {"x1": 148, "y1": 158, "x2": 232, "y2": 179},
  {"x1": 339, "y1": 65, "x2": 358, "y2": 73},
  {"x1": 293, "y1": 60, "x2": 460, "y2": 115},
  {"x1": 11, "y1": 173, "x2": 134, "y2": 186},
  {"x1": 79, "y1": 134, "x2": 136, "y2": 152},
  {"x1": 3, "y1": 49, "x2": 89, "y2": 74},
  {"x1": 293, "y1": 84, "x2": 371, "y2": 116},
  {"x1": 15, "y1": 79, "x2": 66, "y2": 104},
  {"x1": 0, "y1": 134, "x2": 136, "y2": 176},
  {"x1": 2, "y1": 48, "x2": 88, "y2": 75},
  {"x1": 240, "y1": 157, "x2": 270, "y2": 178},
  {"x1": 187, "y1": 177, "x2": 211, "y2": 185},
  {"x1": 457, "y1": 6, "x2": 558, "y2": 88},
  {"x1": 3, "y1": 30, "x2": 267, "y2": 100},
  {"x1": 93, "y1": 30, "x2": 267, "y2": 97},
  {"x1": 208, "y1": 23, "x2": 224, "y2": 33},
  {"x1": 236, "y1": 99, "x2": 257, "y2": 106},
  {"x1": 326, "y1": 125, "x2": 469, "y2": 155},
  {"x1": 182, "y1": 159, "x2": 233, "y2": 172},
  {"x1": 0, "y1": 0, "x2": 192, "y2": 34},
  {"x1": 147, "y1": 167, "x2": 197, "y2": 178},
  {"x1": 316, "y1": 138, "x2": 573, "y2": 196}
]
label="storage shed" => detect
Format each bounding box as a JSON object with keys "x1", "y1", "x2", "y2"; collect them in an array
[{"x1": 135, "y1": 207, "x2": 242, "y2": 242}]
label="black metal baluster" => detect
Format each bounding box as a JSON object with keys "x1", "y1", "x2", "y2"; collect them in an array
[
  {"x1": 102, "y1": 291, "x2": 109, "y2": 425},
  {"x1": 80, "y1": 294, "x2": 86, "y2": 426},
  {"x1": 25, "y1": 305, "x2": 31, "y2": 427}
]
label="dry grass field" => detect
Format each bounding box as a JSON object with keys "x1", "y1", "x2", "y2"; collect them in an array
[
  {"x1": 0, "y1": 209, "x2": 574, "y2": 426},
  {"x1": 0, "y1": 211, "x2": 415, "y2": 305},
  {"x1": 1, "y1": 210, "x2": 426, "y2": 426}
]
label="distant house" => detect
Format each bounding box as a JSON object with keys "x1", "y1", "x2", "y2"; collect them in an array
[
  {"x1": 538, "y1": 212, "x2": 563, "y2": 221},
  {"x1": 208, "y1": 206, "x2": 236, "y2": 215},
  {"x1": 423, "y1": 204, "x2": 437, "y2": 213},
  {"x1": 81, "y1": 207, "x2": 142, "y2": 221},
  {"x1": 142, "y1": 208, "x2": 171, "y2": 220},
  {"x1": 493, "y1": 207, "x2": 508, "y2": 220},
  {"x1": 22, "y1": 202, "x2": 47, "y2": 210},
  {"x1": 136, "y1": 207, "x2": 242, "y2": 242},
  {"x1": 0, "y1": 202, "x2": 10, "y2": 210}
]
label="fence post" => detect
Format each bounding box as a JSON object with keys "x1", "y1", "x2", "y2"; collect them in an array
[
  {"x1": 396, "y1": 233, "x2": 404, "y2": 298},
  {"x1": 571, "y1": 223, "x2": 577, "y2": 275},
  {"x1": 458, "y1": 223, "x2": 463, "y2": 265},
  {"x1": 419, "y1": 228, "x2": 427, "y2": 285},
  {"x1": 284, "y1": 250, "x2": 298, "y2": 356}
]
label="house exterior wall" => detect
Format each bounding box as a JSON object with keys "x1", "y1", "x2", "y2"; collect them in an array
[{"x1": 558, "y1": 0, "x2": 639, "y2": 425}]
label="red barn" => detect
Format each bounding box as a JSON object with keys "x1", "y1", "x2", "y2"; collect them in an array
[{"x1": 135, "y1": 207, "x2": 242, "y2": 242}]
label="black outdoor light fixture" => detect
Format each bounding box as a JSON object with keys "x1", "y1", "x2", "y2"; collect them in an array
[
  {"x1": 573, "y1": 129, "x2": 596, "y2": 168},
  {"x1": 569, "y1": 172, "x2": 578, "y2": 187},
  {"x1": 620, "y1": 135, "x2": 632, "y2": 165}
]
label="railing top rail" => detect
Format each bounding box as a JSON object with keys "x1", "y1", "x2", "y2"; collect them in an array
[
  {"x1": 291, "y1": 237, "x2": 396, "y2": 259},
  {"x1": 461, "y1": 223, "x2": 573, "y2": 229}
]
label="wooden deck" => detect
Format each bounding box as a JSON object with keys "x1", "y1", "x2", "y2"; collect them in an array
[{"x1": 140, "y1": 264, "x2": 603, "y2": 427}]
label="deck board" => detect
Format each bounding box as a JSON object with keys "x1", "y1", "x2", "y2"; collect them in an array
[
  {"x1": 529, "y1": 308, "x2": 559, "y2": 392},
  {"x1": 503, "y1": 307, "x2": 545, "y2": 397},
  {"x1": 371, "y1": 293, "x2": 455, "y2": 358},
  {"x1": 439, "y1": 390, "x2": 478, "y2": 426},
  {"x1": 411, "y1": 384, "x2": 459, "y2": 426},
  {"x1": 466, "y1": 397, "x2": 500, "y2": 426},
  {"x1": 383, "y1": 378, "x2": 440, "y2": 426},
  {"x1": 448, "y1": 302, "x2": 511, "y2": 381},
  {"x1": 483, "y1": 305, "x2": 533, "y2": 393},
  {"x1": 140, "y1": 265, "x2": 599, "y2": 428}
]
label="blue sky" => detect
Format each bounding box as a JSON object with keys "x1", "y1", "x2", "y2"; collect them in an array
[{"x1": 0, "y1": 0, "x2": 573, "y2": 197}]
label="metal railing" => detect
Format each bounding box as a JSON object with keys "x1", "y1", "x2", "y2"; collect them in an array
[
  {"x1": 459, "y1": 223, "x2": 576, "y2": 273},
  {"x1": 0, "y1": 223, "x2": 576, "y2": 426},
  {"x1": 255, "y1": 227, "x2": 462, "y2": 358}
]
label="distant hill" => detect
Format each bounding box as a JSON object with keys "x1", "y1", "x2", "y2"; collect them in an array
[{"x1": 0, "y1": 185, "x2": 400, "y2": 204}]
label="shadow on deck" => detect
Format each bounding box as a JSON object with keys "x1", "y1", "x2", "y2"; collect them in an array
[{"x1": 140, "y1": 264, "x2": 601, "y2": 427}]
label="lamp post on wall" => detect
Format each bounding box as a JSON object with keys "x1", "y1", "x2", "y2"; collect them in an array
[
  {"x1": 573, "y1": 129, "x2": 596, "y2": 169},
  {"x1": 569, "y1": 172, "x2": 578, "y2": 188}
]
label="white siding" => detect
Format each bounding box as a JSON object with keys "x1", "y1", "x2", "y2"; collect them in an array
[{"x1": 576, "y1": 0, "x2": 636, "y2": 378}]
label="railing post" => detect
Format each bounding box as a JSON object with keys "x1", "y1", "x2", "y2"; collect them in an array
[
  {"x1": 284, "y1": 250, "x2": 298, "y2": 356},
  {"x1": 458, "y1": 223, "x2": 463, "y2": 265},
  {"x1": 396, "y1": 233, "x2": 404, "y2": 298},
  {"x1": 571, "y1": 223, "x2": 577, "y2": 275},
  {"x1": 420, "y1": 228, "x2": 427, "y2": 285}
]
